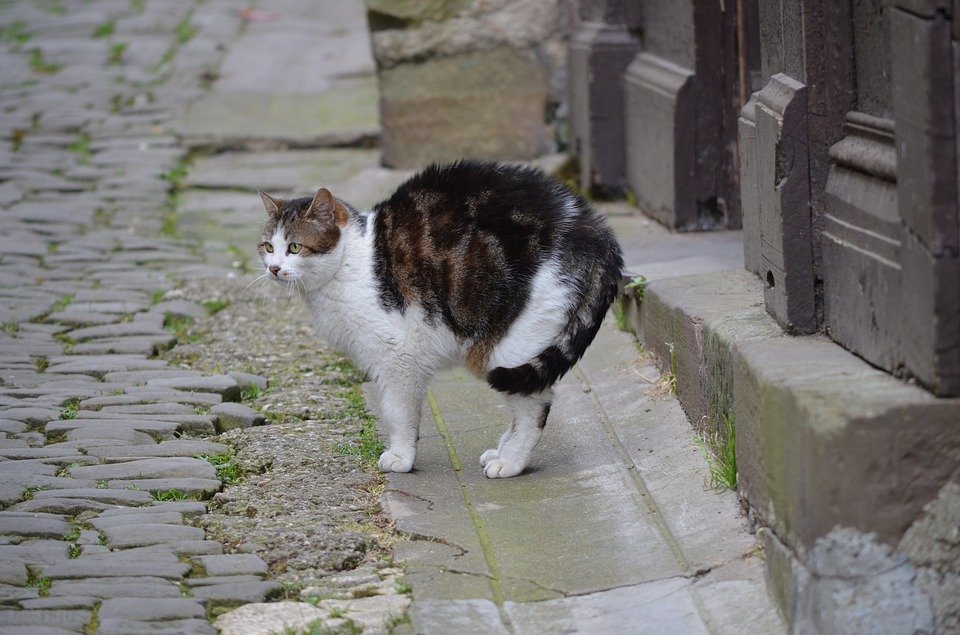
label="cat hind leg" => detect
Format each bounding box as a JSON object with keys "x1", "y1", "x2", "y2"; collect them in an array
[{"x1": 482, "y1": 389, "x2": 552, "y2": 478}]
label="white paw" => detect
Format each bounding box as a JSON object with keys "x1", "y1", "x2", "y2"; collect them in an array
[
  {"x1": 479, "y1": 449, "x2": 500, "y2": 467},
  {"x1": 378, "y1": 448, "x2": 415, "y2": 473},
  {"x1": 483, "y1": 458, "x2": 525, "y2": 479}
]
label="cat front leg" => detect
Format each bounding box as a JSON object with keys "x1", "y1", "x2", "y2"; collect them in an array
[{"x1": 375, "y1": 374, "x2": 423, "y2": 473}]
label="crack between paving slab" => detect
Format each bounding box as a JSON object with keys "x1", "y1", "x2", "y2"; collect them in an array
[
  {"x1": 427, "y1": 389, "x2": 516, "y2": 634},
  {"x1": 399, "y1": 530, "x2": 468, "y2": 558},
  {"x1": 385, "y1": 487, "x2": 435, "y2": 512}
]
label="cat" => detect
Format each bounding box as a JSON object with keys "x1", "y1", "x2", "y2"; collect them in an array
[{"x1": 257, "y1": 160, "x2": 623, "y2": 478}]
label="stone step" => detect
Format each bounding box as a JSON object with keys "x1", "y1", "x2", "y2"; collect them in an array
[{"x1": 624, "y1": 266, "x2": 959, "y2": 629}]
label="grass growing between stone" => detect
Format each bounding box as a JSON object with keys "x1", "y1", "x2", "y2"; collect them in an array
[
  {"x1": 28, "y1": 48, "x2": 60, "y2": 74},
  {"x1": 202, "y1": 450, "x2": 244, "y2": 486},
  {"x1": 696, "y1": 411, "x2": 737, "y2": 491},
  {"x1": 164, "y1": 313, "x2": 202, "y2": 344},
  {"x1": 159, "y1": 156, "x2": 192, "y2": 238},
  {"x1": 332, "y1": 385, "x2": 384, "y2": 469}
]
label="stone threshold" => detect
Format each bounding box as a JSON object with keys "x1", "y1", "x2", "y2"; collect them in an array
[{"x1": 622, "y1": 267, "x2": 957, "y2": 632}]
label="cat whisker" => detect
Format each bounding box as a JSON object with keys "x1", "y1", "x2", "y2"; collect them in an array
[{"x1": 241, "y1": 273, "x2": 269, "y2": 297}]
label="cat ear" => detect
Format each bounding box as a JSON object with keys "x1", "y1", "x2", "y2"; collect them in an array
[
  {"x1": 307, "y1": 188, "x2": 349, "y2": 227},
  {"x1": 258, "y1": 190, "x2": 283, "y2": 216}
]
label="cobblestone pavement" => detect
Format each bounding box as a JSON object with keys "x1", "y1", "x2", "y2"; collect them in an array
[{"x1": 0, "y1": 2, "x2": 404, "y2": 633}]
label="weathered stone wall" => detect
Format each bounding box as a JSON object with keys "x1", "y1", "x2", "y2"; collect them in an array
[{"x1": 365, "y1": 0, "x2": 575, "y2": 168}]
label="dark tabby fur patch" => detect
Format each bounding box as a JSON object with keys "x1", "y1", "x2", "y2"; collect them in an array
[{"x1": 371, "y1": 160, "x2": 623, "y2": 395}]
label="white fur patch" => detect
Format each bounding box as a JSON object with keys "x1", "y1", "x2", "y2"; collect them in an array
[{"x1": 486, "y1": 259, "x2": 574, "y2": 370}]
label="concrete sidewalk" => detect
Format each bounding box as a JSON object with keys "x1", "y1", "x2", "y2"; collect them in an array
[{"x1": 384, "y1": 263, "x2": 783, "y2": 633}]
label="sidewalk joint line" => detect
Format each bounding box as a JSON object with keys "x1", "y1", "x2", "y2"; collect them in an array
[
  {"x1": 427, "y1": 389, "x2": 515, "y2": 633},
  {"x1": 571, "y1": 364, "x2": 692, "y2": 574}
]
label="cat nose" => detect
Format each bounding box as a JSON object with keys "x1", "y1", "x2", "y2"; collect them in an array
[{"x1": 269, "y1": 265, "x2": 280, "y2": 276}]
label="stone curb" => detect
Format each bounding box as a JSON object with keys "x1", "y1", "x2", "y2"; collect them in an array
[{"x1": 625, "y1": 268, "x2": 955, "y2": 631}]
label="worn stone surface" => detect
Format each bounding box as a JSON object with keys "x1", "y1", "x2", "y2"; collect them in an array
[
  {"x1": 795, "y1": 528, "x2": 934, "y2": 634},
  {"x1": 210, "y1": 402, "x2": 264, "y2": 432},
  {"x1": 899, "y1": 482, "x2": 960, "y2": 634},
  {"x1": 195, "y1": 554, "x2": 268, "y2": 577},
  {"x1": 214, "y1": 601, "x2": 328, "y2": 635},
  {"x1": 379, "y1": 47, "x2": 551, "y2": 168}
]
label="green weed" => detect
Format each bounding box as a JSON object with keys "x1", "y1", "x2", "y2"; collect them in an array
[
  {"x1": 332, "y1": 385, "x2": 384, "y2": 468},
  {"x1": 202, "y1": 451, "x2": 243, "y2": 485},
  {"x1": 696, "y1": 412, "x2": 738, "y2": 491},
  {"x1": 107, "y1": 42, "x2": 127, "y2": 65},
  {"x1": 1, "y1": 20, "x2": 31, "y2": 46},
  {"x1": 2, "y1": 322, "x2": 18, "y2": 337},
  {"x1": 50, "y1": 293, "x2": 74, "y2": 313},
  {"x1": 153, "y1": 489, "x2": 188, "y2": 501},
  {"x1": 150, "y1": 289, "x2": 166, "y2": 304},
  {"x1": 175, "y1": 18, "x2": 196, "y2": 45},
  {"x1": 30, "y1": 574, "x2": 51, "y2": 597},
  {"x1": 35, "y1": 356, "x2": 49, "y2": 373},
  {"x1": 60, "y1": 399, "x2": 80, "y2": 420},
  {"x1": 625, "y1": 274, "x2": 647, "y2": 301},
  {"x1": 28, "y1": 49, "x2": 60, "y2": 74},
  {"x1": 240, "y1": 383, "x2": 263, "y2": 402},
  {"x1": 67, "y1": 134, "x2": 91, "y2": 163},
  {"x1": 201, "y1": 298, "x2": 229, "y2": 315},
  {"x1": 164, "y1": 313, "x2": 201, "y2": 344},
  {"x1": 54, "y1": 332, "x2": 76, "y2": 353},
  {"x1": 92, "y1": 19, "x2": 115, "y2": 38}
]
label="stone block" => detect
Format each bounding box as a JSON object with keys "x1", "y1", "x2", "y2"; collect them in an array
[
  {"x1": 31, "y1": 488, "x2": 154, "y2": 506},
  {"x1": 623, "y1": 53, "x2": 695, "y2": 228},
  {"x1": 755, "y1": 73, "x2": 817, "y2": 333},
  {"x1": 214, "y1": 602, "x2": 327, "y2": 635},
  {"x1": 69, "y1": 457, "x2": 217, "y2": 481},
  {"x1": 97, "y1": 618, "x2": 216, "y2": 635},
  {"x1": 378, "y1": 47, "x2": 551, "y2": 168},
  {"x1": 0, "y1": 609, "x2": 91, "y2": 631},
  {"x1": 889, "y1": 7, "x2": 960, "y2": 396},
  {"x1": 98, "y1": 597, "x2": 206, "y2": 621},
  {"x1": 40, "y1": 559, "x2": 191, "y2": 581},
  {"x1": 822, "y1": 113, "x2": 903, "y2": 377},
  {"x1": 48, "y1": 576, "x2": 182, "y2": 599},
  {"x1": 639, "y1": 269, "x2": 960, "y2": 549},
  {"x1": 739, "y1": 94, "x2": 762, "y2": 273},
  {"x1": 211, "y1": 402, "x2": 264, "y2": 432},
  {"x1": 0, "y1": 513, "x2": 72, "y2": 539},
  {"x1": 568, "y1": 20, "x2": 639, "y2": 193},
  {"x1": 195, "y1": 554, "x2": 269, "y2": 576},
  {"x1": 191, "y1": 580, "x2": 283, "y2": 605},
  {"x1": 146, "y1": 375, "x2": 241, "y2": 402},
  {"x1": 637, "y1": 267, "x2": 960, "y2": 627},
  {"x1": 101, "y1": 523, "x2": 205, "y2": 548}
]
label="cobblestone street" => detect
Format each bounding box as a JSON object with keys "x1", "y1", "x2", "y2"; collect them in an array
[{"x1": 0, "y1": 2, "x2": 406, "y2": 633}]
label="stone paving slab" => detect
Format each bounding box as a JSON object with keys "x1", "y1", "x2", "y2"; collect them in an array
[
  {"x1": 176, "y1": 0, "x2": 378, "y2": 149},
  {"x1": 385, "y1": 314, "x2": 784, "y2": 632}
]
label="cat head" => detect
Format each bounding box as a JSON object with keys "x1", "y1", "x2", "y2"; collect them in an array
[{"x1": 258, "y1": 188, "x2": 350, "y2": 289}]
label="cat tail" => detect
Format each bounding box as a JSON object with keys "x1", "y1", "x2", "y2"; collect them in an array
[{"x1": 486, "y1": 247, "x2": 623, "y2": 396}]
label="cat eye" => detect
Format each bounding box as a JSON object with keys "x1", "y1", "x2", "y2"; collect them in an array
[
  {"x1": 288, "y1": 243, "x2": 302, "y2": 254},
  {"x1": 262, "y1": 242, "x2": 274, "y2": 253}
]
